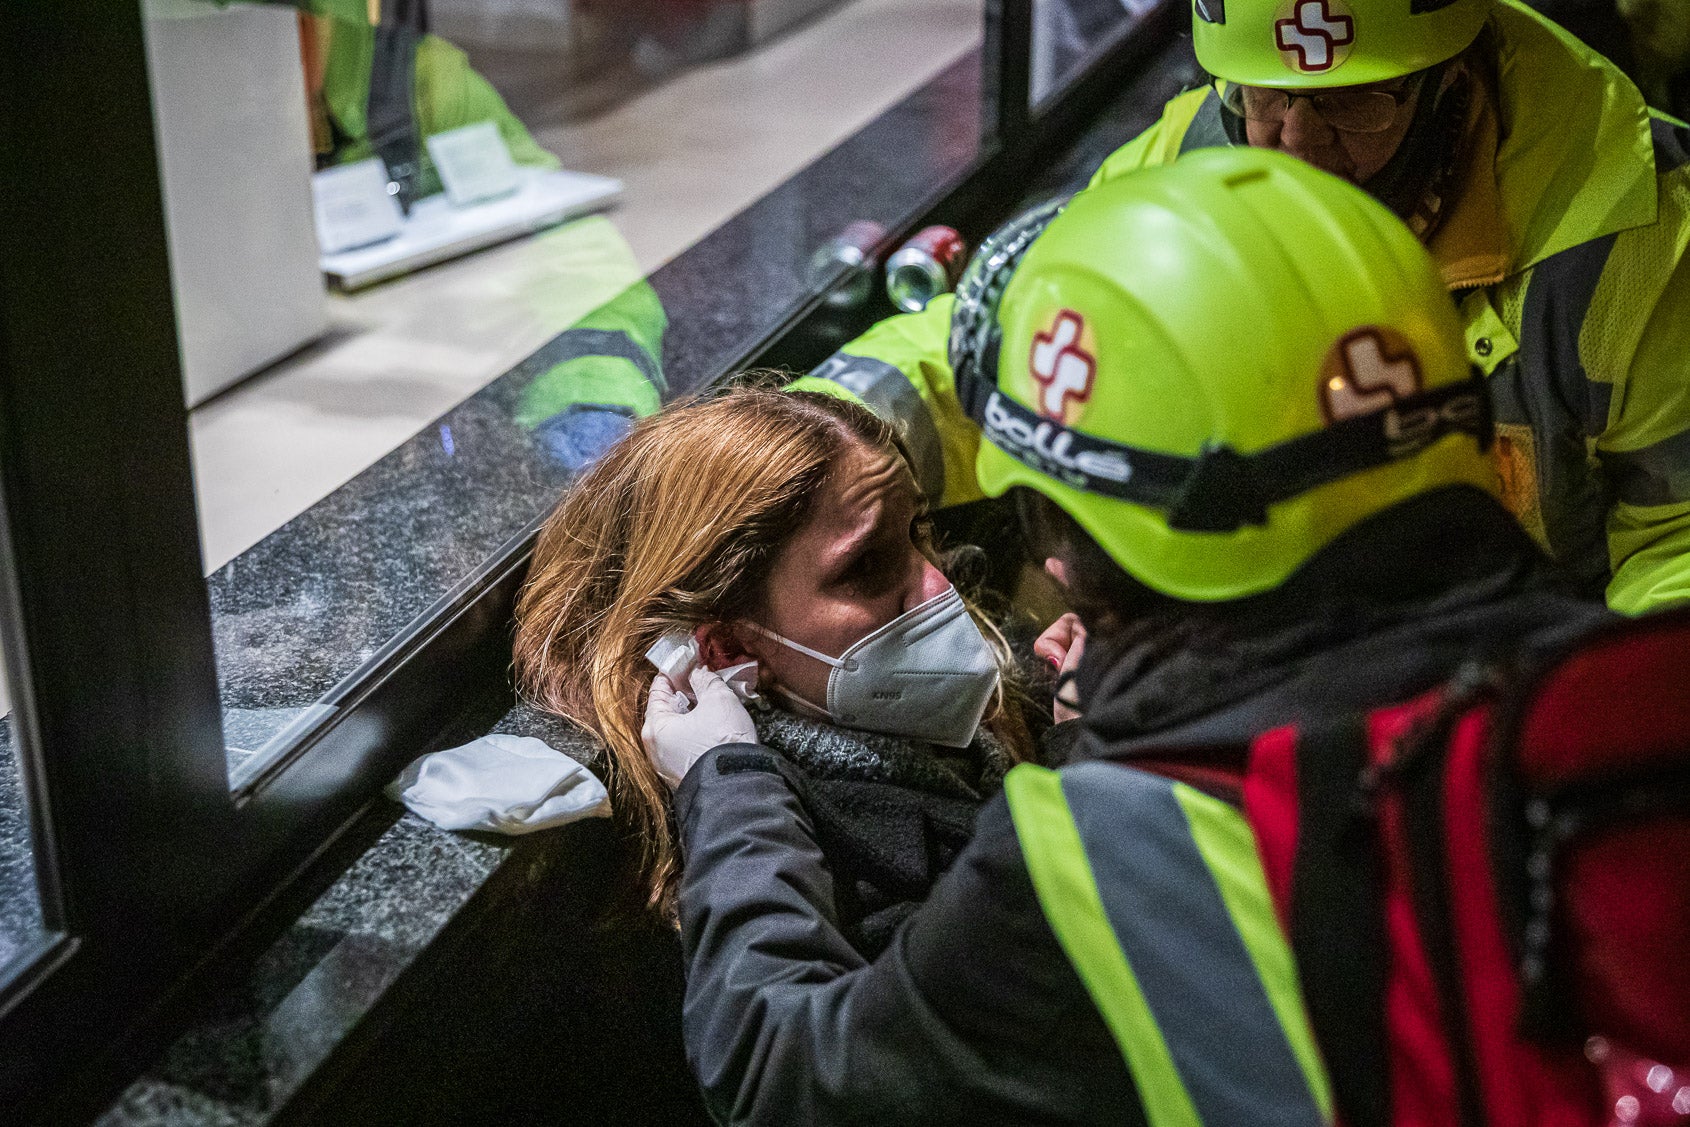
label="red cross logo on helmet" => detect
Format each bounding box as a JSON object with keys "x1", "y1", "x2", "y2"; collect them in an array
[
  {"x1": 1275, "y1": 0, "x2": 1355, "y2": 72},
  {"x1": 1029, "y1": 310, "x2": 1096, "y2": 423},
  {"x1": 1319, "y1": 327, "x2": 1422, "y2": 423}
]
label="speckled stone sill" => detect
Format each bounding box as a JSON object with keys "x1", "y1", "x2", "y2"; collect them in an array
[{"x1": 94, "y1": 705, "x2": 595, "y2": 1127}]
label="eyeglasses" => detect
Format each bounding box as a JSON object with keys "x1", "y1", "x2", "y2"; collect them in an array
[{"x1": 1214, "y1": 74, "x2": 1424, "y2": 134}]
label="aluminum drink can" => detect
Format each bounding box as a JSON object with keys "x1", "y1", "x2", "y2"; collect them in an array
[
  {"x1": 808, "y1": 220, "x2": 888, "y2": 309},
  {"x1": 885, "y1": 225, "x2": 967, "y2": 312}
]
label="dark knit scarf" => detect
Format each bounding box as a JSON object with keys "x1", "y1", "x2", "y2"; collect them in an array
[
  {"x1": 1073, "y1": 489, "x2": 1610, "y2": 759},
  {"x1": 749, "y1": 709, "x2": 1015, "y2": 956}
]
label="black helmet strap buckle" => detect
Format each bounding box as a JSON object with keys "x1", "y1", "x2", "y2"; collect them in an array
[{"x1": 1168, "y1": 443, "x2": 1265, "y2": 532}]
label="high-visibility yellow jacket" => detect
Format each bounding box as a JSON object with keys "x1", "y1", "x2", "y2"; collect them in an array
[
  {"x1": 1005, "y1": 761, "x2": 1334, "y2": 1127},
  {"x1": 800, "y1": 0, "x2": 1690, "y2": 615},
  {"x1": 512, "y1": 219, "x2": 669, "y2": 472}
]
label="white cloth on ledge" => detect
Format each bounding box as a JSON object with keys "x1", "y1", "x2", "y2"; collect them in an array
[{"x1": 386, "y1": 734, "x2": 610, "y2": 835}]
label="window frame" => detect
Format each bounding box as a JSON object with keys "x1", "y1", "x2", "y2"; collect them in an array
[
  {"x1": 0, "y1": 0, "x2": 1174, "y2": 1114},
  {"x1": 0, "y1": 0, "x2": 234, "y2": 1107}
]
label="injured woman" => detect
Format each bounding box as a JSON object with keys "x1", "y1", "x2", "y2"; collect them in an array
[{"x1": 512, "y1": 385, "x2": 1070, "y2": 952}]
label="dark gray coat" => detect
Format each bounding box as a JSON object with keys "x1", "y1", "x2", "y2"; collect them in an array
[{"x1": 674, "y1": 488, "x2": 1609, "y2": 1126}]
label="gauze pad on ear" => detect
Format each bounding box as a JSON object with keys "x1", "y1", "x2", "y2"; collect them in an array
[
  {"x1": 646, "y1": 631, "x2": 701, "y2": 684},
  {"x1": 644, "y1": 632, "x2": 763, "y2": 707},
  {"x1": 715, "y1": 660, "x2": 763, "y2": 707}
]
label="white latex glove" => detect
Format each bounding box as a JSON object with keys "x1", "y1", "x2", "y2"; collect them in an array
[{"x1": 642, "y1": 666, "x2": 759, "y2": 788}]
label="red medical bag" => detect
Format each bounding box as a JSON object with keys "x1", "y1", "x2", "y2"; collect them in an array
[{"x1": 1242, "y1": 610, "x2": 1690, "y2": 1127}]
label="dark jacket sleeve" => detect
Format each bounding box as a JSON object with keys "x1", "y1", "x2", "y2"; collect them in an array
[{"x1": 674, "y1": 745, "x2": 1140, "y2": 1127}]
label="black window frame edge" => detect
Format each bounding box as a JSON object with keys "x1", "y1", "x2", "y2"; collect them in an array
[
  {"x1": 0, "y1": 0, "x2": 236, "y2": 1109},
  {"x1": 0, "y1": 0, "x2": 1177, "y2": 1117}
]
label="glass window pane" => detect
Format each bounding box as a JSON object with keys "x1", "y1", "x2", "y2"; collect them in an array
[
  {"x1": 0, "y1": 610, "x2": 54, "y2": 980},
  {"x1": 1031, "y1": 0, "x2": 1152, "y2": 107},
  {"x1": 139, "y1": 0, "x2": 984, "y2": 784}
]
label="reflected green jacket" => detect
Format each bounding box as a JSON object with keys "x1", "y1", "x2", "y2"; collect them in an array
[
  {"x1": 513, "y1": 218, "x2": 668, "y2": 464},
  {"x1": 803, "y1": 0, "x2": 1690, "y2": 615},
  {"x1": 320, "y1": 17, "x2": 558, "y2": 200}
]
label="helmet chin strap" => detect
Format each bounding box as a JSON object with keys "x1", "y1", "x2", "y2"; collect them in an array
[
  {"x1": 1361, "y1": 59, "x2": 1469, "y2": 236},
  {"x1": 1219, "y1": 83, "x2": 1251, "y2": 146}
]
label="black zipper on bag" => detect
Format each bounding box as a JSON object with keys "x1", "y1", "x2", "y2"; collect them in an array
[{"x1": 1378, "y1": 681, "x2": 1492, "y2": 1127}]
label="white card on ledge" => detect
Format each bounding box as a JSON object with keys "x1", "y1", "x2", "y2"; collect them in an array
[
  {"x1": 319, "y1": 167, "x2": 624, "y2": 290},
  {"x1": 427, "y1": 121, "x2": 521, "y2": 207},
  {"x1": 310, "y1": 157, "x2": 404, "y2": 255}
]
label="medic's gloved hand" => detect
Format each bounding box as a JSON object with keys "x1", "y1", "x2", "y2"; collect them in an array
[{"x1": 641, "y1": 666, "x2": 759, "y2": 788}]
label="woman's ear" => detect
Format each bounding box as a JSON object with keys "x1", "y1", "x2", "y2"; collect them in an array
[{"x1": 694, "y1": 623, "x2": 756, "y2": 671}]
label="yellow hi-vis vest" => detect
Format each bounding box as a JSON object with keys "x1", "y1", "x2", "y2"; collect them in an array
[
  {"x1": 1004, "y1": 762, "x2": 1333, "y2": 1127},
  {"x1": 802, "y1": 0, "x2": 1690, "y2": 615}
]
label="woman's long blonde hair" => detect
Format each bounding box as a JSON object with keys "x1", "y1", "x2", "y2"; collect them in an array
[{"x1": 513, "y1": 387, "x2": 1027, "y2": 917}]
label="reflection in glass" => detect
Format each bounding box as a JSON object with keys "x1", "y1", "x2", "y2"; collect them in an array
[
  {"x1": 303, "y1": 11, "x2": 562, "y2": 210},
  {"x1": 140, "y1": 0, "x2": 983, "y2": 784},
  {"x1": 1031, "y1": 0, "x2": 1150, "y2": 107}
]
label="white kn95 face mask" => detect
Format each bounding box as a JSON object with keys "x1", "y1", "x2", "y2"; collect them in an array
[{"x1": 746, "y1": 585, "x2": 1000, "y2": 748}]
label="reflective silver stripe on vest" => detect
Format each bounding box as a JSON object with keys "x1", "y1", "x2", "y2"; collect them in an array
[
  {"x1": 1060, "y1": 763, "x2": 1328, "y2": 1127},
  {"x1": 1601, "y1": 427, "x2": 1690, "y2": 507},
  {"x1": 546, "y1": 327, "x2": 668, "y2": 397},
  {"x1": 1489, "y1": 232, "x2": 1619, "y2": 590},
  {"x1": 808, "y1": 352, "x2": 946, "y2": 501}
]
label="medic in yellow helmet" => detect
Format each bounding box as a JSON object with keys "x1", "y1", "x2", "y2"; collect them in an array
[
  {"x1": 669, "y1": 148, "x2": 1611, "y2": 1127},
  {"x1": 797, "y1": 0, "x2": 1690, "y2": 616}
]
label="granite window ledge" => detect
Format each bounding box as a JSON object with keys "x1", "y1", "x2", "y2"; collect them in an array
[{"x1": 94, "y1": 704, "x2": 704, "y2": 1127}]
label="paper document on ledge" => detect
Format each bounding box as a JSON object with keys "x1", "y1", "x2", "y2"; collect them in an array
[{"x1": 320, "y1": 166, "x2": 623, "y2": 290}]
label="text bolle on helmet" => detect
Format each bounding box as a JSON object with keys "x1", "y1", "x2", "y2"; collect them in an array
[
  {"x1": 1193, "y1": 0, "x2": 1490, "y2": 87},
  {"x1": 959, "y1": 147, "x2": 1497, "y2": 602}
]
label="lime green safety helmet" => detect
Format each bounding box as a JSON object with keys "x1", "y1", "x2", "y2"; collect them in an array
[
  {"x1": 1192, "y1": 0, "x2": 1490, "y2": 87},
  {"x1": 957, "y1": 147, "x2": 1498, "y2": 602}
]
